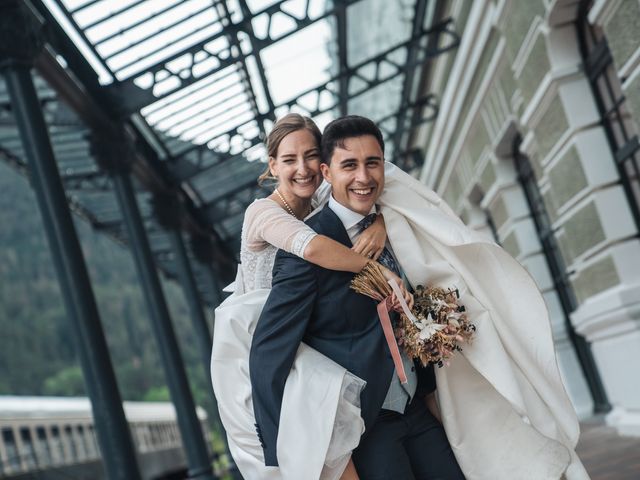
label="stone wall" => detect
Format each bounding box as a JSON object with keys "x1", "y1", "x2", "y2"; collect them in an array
[{"x1": 416, "y1": 0, "x2": 640, "y2": 434}]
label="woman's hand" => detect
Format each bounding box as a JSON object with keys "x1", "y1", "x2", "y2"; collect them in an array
[
  {"x1": 379, "y1": 264, "x2": 414, "y2": 310},
  {"x1": 339, "y1": 458, "x2": 359, "y2": 480},
  {"x1": 352, "y1": 214, "x2": 387, "y2": 260}
]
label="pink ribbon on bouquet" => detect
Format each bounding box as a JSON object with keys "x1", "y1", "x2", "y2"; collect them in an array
[{"x1": 376, "y1": 278, "x2": 417, "y2": 385}]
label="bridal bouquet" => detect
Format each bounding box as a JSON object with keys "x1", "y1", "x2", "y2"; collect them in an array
[{"x1": 351, "y1": 262, "x2": 476, "y2": 367}]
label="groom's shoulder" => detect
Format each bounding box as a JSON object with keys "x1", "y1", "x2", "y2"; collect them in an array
[
  {"x1": 273, "y1": 245, "x2": 316, "y2": 278},
  {"x1": 304, "y1": 204, "x2": 332, "y2": 233}
]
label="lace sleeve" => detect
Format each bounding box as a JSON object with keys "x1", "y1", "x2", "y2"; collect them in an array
[{"x1": 243, "y1": 198, "x2": 318, "y2": 258}]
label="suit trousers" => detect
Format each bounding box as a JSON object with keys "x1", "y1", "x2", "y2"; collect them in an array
[{"x1": 352, "y1": 395, "x2": 465, "y2": 480}]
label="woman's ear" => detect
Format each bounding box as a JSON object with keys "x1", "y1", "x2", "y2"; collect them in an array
[{"x1": 268, "y1": 156, "x2": 277, "y2": 178}]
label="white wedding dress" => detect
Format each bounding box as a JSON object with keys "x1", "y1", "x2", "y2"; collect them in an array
[
  {"x1": 211, "y1": 163, "x2": 589, "y2": 480},
  {"x1": 210, "y1": 192, "x2": 366, "y2": 480}
]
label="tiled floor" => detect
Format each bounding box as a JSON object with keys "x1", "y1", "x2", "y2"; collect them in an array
[{"x1": 576, "y1": 418, "x2": 640, "y2": 479}]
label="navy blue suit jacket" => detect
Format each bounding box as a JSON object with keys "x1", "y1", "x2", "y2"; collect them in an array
[{"x1": 248, "y1": 204, "x2": 434, "y2": 466}]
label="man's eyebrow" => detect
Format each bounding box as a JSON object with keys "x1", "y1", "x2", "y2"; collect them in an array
[
  {"x1": 338, "y1": 155, "x2": 382, "y2": 165},
  {"x1": 339, "y1": 157, "x2": 357, "y2": 165}
]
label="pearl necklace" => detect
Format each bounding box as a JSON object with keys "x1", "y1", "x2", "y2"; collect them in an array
[{"x1": 274, "y1": 188, "x2": 310, "y2": 220}]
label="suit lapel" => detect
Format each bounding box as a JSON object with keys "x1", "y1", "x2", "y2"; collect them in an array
[{"x1": 316, "y1": 205, "x2": 353, "y2": 248}]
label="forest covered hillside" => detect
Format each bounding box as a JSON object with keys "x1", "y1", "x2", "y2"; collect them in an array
[{"x1": 0, "y1": 162, "x2": 215, "y2": 414}]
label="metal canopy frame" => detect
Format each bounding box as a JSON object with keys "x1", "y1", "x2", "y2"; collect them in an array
[{"x1": 0, "y1": 0, "x2": 459, "y2": 295}]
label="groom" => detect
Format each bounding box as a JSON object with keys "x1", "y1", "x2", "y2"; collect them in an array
[{"x1": 249, "y1": 115, "x2": 464, "y2": 479}]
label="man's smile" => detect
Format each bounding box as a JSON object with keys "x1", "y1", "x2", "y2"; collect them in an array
[{"x1": 350, "y1": 186, "x2": 376, "y2": 197}]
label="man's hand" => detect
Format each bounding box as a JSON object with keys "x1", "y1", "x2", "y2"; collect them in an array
[{"x1": 352, "y1": 214, "x2": 386, "y2": 260}]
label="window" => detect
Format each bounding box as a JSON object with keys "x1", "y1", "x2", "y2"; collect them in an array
[
  {"x1": 50, "y1": 426, "x2": 65, "y2": 465},
  {"x1": 513, "y1": 137, "x2": 610, "y2": 412},
  {"x1": 35, "y1": 427, "x2": 52, "y2": 467},
  {"x1": 75, "y1": 425, "x2": 87, "y2": 461},
  {"x1": 88, "y1": 425, "x2": 99, "y2": 458},
  {"x1": 64, "y1": 425, "x2": 77, "y2": 462},
  {"x1": 2, "y1": 428, "x2": 20, "y2": 472},
  {"x1": 578, "y1": 1, "x2": 640, "y2": 232},
  {"x1": 19, "y1": 427, "x2": 36, "y2": 470}
]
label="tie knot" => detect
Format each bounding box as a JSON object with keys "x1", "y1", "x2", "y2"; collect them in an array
[{"x1": 357, "y1": 213, "x2": 378, "y2": 231}]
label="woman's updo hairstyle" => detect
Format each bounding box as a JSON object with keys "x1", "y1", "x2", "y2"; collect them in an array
[{"x1": 257, "y1": 113, "x2": 322, "y2": 185}]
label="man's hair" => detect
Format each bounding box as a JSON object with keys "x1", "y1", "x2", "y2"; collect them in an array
[{"x1": 320, "y1": 115, "x2": 385, "y2": 164}]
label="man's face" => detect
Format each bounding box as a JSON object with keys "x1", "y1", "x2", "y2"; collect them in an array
[{"x1": 320, "y1": 135, "x2": 385, "y2": 215}]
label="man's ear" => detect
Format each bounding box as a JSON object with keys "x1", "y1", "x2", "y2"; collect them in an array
[{"x1": 320, "y1": 163, "x2": 331, "y2": 183}]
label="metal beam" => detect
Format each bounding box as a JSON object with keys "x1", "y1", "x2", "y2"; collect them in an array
[
  {"x1": 172, "y1": 19, "x2": 457, "y2": 167},
  {"x1": 105, "y1": 0, "x2": 363, "y2": 114},
  {"x1": 107, "y1": 158, "x2": 217, "y2": 480},
  {"x1": 49, "y1": 0, "x2": 114, "y2": 77},
  {"x1": 336, "y1": 0, "x2": 349, "y2": 116},
  {"x1": 0, "y1": 3, "x2": 142, "y2": 478},
  {"x1": 30, "y1": 2, "x2": 237, "y2": 278},
  {"x1": 236, "y1": 0, "x2": 277, "y2": 121},
  {"x1": 390, "y1": 0, "x2": 429, "y2": 159}
]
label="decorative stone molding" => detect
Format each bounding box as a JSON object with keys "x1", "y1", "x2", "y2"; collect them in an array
[
  {"x1": 572, "y1": 240, "x2": 640, "y2": 340},
  {"x1": 546, "y1": 0, "x2": 581, "y2": 27}
]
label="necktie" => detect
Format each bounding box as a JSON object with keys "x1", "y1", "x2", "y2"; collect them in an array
[
  {"x1": 357, "y1": 214, "x2": 400, "y2": 275},
  {"x1": 357, "y1": 213, "x2": 408, "y2": 384}
]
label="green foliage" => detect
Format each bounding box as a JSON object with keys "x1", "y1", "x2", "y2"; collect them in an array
[
  {"x1": 142, "y1": 386, "x2": 171, "y2": 402},
  {"x1": 43, "y1": 366, "x2": 85, "y2": 396}
]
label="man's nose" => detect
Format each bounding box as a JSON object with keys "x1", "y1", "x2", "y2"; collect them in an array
[{"x1": 354, "y1": 163, "x2": 371, "y2": 183}]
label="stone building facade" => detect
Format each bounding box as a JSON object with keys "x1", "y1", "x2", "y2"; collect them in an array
[{"x1": 411, "y1": 0, "x2": 640, "y2": 435}]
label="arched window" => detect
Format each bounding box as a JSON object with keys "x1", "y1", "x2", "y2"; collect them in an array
[
  {"x1": 513, "y1": 136, "x2": 610, "y2": 412},
  {"x1": 577, "y1": 0, "x2": 640, "y2": 232}
]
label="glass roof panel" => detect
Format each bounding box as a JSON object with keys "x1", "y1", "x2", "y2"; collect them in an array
[
  {"x1": 56, "y1": 0, "x2": 228, "y2": 81},
  {"x1": 9, "y1": 0, "x2": 457, "y2": 278},
  {"x1": 261, "y1": 20, "x2": 333, "y2": 107}
]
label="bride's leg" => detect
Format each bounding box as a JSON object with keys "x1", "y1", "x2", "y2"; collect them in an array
[{"x1": 339, "y1": 458, "x2": 360, "y2": 480}]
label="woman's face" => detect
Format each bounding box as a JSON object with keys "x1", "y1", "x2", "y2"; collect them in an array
[{"x1": 269, "y1": 129, "x2": 322, "y2": 200}]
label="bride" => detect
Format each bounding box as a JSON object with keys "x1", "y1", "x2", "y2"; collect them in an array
[
  {"x1": 212, "y1": 113, "x2": 590, "y2": 480},
  {"x1": 211, "y1": 113, "x2": 411, "y2": 480}
]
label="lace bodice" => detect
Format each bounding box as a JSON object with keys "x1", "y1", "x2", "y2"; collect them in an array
[{"x1": 239, "y1": 198, "x2": 318, "y2": 292}]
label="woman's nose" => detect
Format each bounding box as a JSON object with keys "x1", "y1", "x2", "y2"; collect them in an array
[{"x1": 296, "y1": 157, "x2": 308, "y2": 173}]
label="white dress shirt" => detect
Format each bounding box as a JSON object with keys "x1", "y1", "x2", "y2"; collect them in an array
[{"x1": 327, "y1": 195, "x2": 417, "y2": 413}]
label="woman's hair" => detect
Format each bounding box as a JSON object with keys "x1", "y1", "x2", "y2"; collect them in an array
[{"x1": 257, "y1": 113, "x2": 322, "y2": 185}]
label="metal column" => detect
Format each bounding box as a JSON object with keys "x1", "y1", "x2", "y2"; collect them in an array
[
  {"x1": 153, "y1": 194, "x2": 214, "y2": 386},
  {"x1": 155, "y1": 201, "x2": 241, "y2": 479},
  {"x1": 98, "y1": 140, "x2": 216, "y2": 480},
  {"x1": 190, "y1": 233, "x2": 225, "y2": 310},
  {"x1": 0, "y1": 3, "x2": 142, "y2": 479}
]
